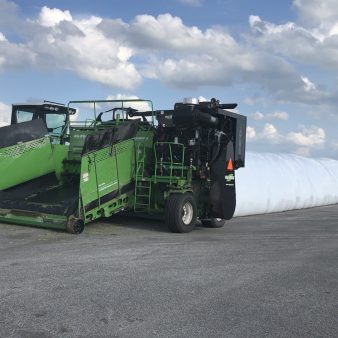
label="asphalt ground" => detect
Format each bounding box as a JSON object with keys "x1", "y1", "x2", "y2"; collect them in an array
[{"x1": 0, "y1": 204, "x2": 337, "y2": 338}]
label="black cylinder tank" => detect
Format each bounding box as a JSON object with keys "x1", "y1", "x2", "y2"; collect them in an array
[{"x1": 172, "y1": 103, "x2": 218, "y2": 128}]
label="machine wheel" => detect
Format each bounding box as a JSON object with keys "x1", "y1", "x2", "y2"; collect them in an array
[
  {"x1": 201, "y1": 218, "x2": 226, "y2": 228},
  {"x1": 66, "y1": 217, "x2": 85, "y2": 234},
  {"x1": 166, "y1": 193, "x2": 197, "y2": 233}
]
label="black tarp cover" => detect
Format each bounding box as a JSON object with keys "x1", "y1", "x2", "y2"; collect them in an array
[
  {"x1": 82, "y1": 120, "x2": 140, "y2": 155},
  {"x1": 0, "y1": 119, "x2": 48, "y2": 148}
]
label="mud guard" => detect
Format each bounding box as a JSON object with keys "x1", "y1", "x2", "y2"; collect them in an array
[{"x1": 209, "y1": 140, "x2": 236, "y2": 220}]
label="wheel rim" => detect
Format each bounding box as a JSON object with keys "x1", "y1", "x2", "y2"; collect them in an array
[
  {"x1": 182, "y1": 202, "x2": 193, "y2": 225},
  {"x1": 215, "y1": 218, "x2": 222, "y2": 222}
]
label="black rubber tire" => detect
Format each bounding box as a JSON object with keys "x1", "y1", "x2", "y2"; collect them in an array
[
  {"x1": 66, "y1": 217, "x2": 85, "y2": 234},
  {"x1": 201, "y1": 218, "x2": 226, "y2": 228},
  {"x1": 165, "y1": 193, "x2": 197, "y2": 233}
]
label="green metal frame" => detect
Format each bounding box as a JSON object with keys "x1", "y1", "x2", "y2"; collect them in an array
[
  {"x1": 132, "y1": 136, "x2": 194, "y2": 216},
  {"x1": 67, "y1": 99, "x2": 155, "y2": 127},
  {"x1": 153, "y1": 142, "x2": 187, "y2": 183}
]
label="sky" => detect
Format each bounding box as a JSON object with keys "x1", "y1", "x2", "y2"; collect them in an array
[{"x1": 0, "y1": 0, "x2": 338, "y2": 158}]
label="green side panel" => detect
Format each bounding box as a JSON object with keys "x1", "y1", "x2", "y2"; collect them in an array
[
  {"x1": 0, "y1": 136, "x2": 54, "y2": 190},
  {"x1": 115, "y1": 140, "x2": 136, "y2": 187},
  {"x1": 79, "y1": 139, "x2": 135, "y2": 219},
  {"x1": 52, "y1": 144, "x2": 69, "y2": 179},
  {"x1": 80, "y1": 146, "x2": 119, "y2": 212}
]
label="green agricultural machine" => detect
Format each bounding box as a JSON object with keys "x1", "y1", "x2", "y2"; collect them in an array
[{"x1": 0, "y1": 98, "x2": 246, "y2": 233}]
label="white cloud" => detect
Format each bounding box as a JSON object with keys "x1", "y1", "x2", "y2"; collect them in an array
[
  {"x1": 0, "y1": 101, "x2": 11, "y2": 127},
  {"x1": 0, "y1": 2, "x2": 337, "y2": 110},
  {"x1": 261, "y1": 123, "x2": 281, "y2": 143},
  {"x1": 269, "y1": 111, "x2": 289, "y2": 120},
  {"x1": 178, "y1": 0, "x2": 202, "y2": 7},
  {"x1": 252, "y1": 112, "x2": 264, "y2": 120},
  {"x1": 106, "y1": 94, "x2": 152, "y2": 112},
  {"x1": 249, "y1": 15, "x2": 296, "y2": 35},
  {"x1": 301, "y1": 76, "x2": 316, "y2": 92},
  {"x1": 249, "y1": 13, "x2": 338, "y2": 83},
  {"x1": 100, "y1": 13, "x2": 312, "y2": 96},
  {"x1": 286, "y1": 125, "x2": 325, "y2": 146},
  {"x1": 0, "y1": 39, "x2": 36, "y2": 71},
  {"x1": 247, "y1": 123, "x2": 282, "y2": 143},
  {"x1": 38, "y1": 6, "x2": 72, "y2": 27},
  {"x1": 251, "y1": 111, "x2": 289, "y2": 121},
  {"x1": 0, "y1": 32, "x2": 7, "y2": 41},
  {"x1": 246, "y1": 126, "x2": 256, "y2": 140},
  {"x1": 0, "y1": 5, "x2": 141, "y2": 89},
  {"x1": 104, "y1": 13, "x2": 334, "y2": 105},
  {"x1": 247, "y1": 123, "x2": 326, "y2": 156},
  {"x1": 248, "y1": 14, "x2": 338, "y2": 106},
  {"x1": 293, "y1": 0, "x2": 338, "y2": 24},
  {"x1": 48, "y1": 15, "x2": 142, "y2": 89},
  {"x1": 100, "y1": 13, "x2": 237, "y2": 52}
]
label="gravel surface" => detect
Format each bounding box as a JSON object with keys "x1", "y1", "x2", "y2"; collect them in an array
[{"x1": 0, "y1": 205, "x2": 337, "y2": 338}]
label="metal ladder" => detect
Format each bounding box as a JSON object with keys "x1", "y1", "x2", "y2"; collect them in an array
[{"x1": 134, "y1": 143, "x2": 152, "y2": 212}]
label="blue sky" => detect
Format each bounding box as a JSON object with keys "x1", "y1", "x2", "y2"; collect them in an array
[{"x1": 0, "y1": 0, "x2": 338, "y2": 158}]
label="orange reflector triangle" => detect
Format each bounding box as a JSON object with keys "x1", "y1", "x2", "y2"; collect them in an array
[{"x1": 227, "y1": 158, "x2": 234, "y2": 171}]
